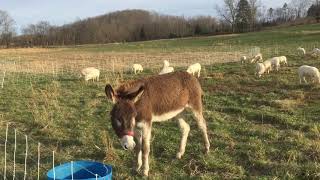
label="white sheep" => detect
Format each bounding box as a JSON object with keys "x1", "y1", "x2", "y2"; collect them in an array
[
  {"x1": 186, "y1": 63, "x2": 201, "y2": 77},
  {"x1": 251, "y1": 53, "x2": 263, "y2": 63},
  {"x1": 159, "y1": 60, "x2": 174, "y2": 75},
  {"x1": 279, "y1": 56, "x2": 287, "y2": 65},
  {"x1": 240, "y1": 56, "x2": 247, "y2": 64},
  {"x1": 298, "y1": 65, "x2": 320, "y2": 84},
  {"x1": 132, "y1": 64, "x2": 143, "y2": 74},
  {"x1": 81, "y1": 67, "x2": 100, "y2": 81},
  {"x1": 270, "y1": 57, "x2": 281, "y2": 71},
  {"x1": 312, "y1": 48, "x2": 320, "y2": 56},
  {"x1": 262, "y1": 60, "x2": 272, "y2": 74},
  {"x1": 297, "y1": 47, "x2": 306, "y2": 55},
  {"x1": 255, "y1": 63, "x2": 266, "y2": 77}
]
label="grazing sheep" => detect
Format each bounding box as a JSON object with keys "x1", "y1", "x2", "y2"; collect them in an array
[
  {"x1": 255, "y1": 63, "x2": 266, "y2": 77},
  {"x1": 297, "y1": 47, "x2": 306, "y2": 55},
  {"x1": 81, "y1": 67, "x2": 100, "y2": 81},
  {"x1": 240, "y1": 56, "x2": 247, "y2": 64},
  {"x1": 251, "y1": 53, "x2": 263, "y2": 63},
  {"x1": 159, "y1": 60, "x2": 174, "y2": 75},
  {"x1": 279, "y1": 56, "x2": 288, "y2": 65},
  {"x1": 262, "y1": 60, "x2": 272, "y2": 74},
  {"x1": 270, "y1": 57, "x2": 281, "y2": 71},
  {"x1": 312, "y1": 48, "x2": 320, "y2": 56},
  {"x1": 132, "y1": 64, "x2": 143, "y2": 74},
  {"x1": 298, "y1": 65, "x2": 320, "y2": 84},
  {"x1": 186, "y1": 63, "x2": 201, "y2": 77}
]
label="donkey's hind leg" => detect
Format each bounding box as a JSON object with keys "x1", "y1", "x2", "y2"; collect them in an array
[
  {"x1": 176, "y1": 118, "x2": 190, "y2": 159},
  {"x1": 192, "y1": 109, "x2": 210, "y2": 153}
]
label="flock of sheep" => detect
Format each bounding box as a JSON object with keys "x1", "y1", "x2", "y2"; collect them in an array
[
  {"x1": 80, "y1": 61, "x2": 202, "y2": 81},
  {"x1": 79, "y1": 47, "x2": 320, "y2": 84},
  {"x1": 132, "y1": 60, "x2": 202, "y2": 77},
  {"x1": 240, "y1": 47, "x2": 320, "y2": 84}
]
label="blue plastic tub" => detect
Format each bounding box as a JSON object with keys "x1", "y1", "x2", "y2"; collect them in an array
[{"x1": 47, "y1": 160, "x2": 112, "y2": 180}]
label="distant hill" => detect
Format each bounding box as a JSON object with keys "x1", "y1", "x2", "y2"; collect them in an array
[
  {"x1": 15, "y1": 8, "x2": 320, "y2": 48},
  {"x1": 17, "y1": 9, "x2": 218, "y2": 47}
]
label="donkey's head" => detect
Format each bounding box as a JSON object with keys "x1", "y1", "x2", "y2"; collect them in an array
[{"x1": 105, "y1": 82, "x2": 144, "y2": 150}]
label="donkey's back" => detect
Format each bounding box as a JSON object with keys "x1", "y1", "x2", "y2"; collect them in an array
[{"x1": 116, "y1": 72, "x2": 203, "y2": 116}]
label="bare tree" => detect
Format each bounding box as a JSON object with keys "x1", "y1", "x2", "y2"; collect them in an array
[
  {"x1": 268, "y1": 8, "x2": 274, "y2": 22},
  {"x1": 0, "y1": 10, "x2": 15, "y2": 48},
  {"x1": 289, "y1": 0, "x2": 312, "y2": 18},
  {"x1": 248, "y1": 0, "x2": 262, "y2": 30},
  {"x1": 22, "y1": 21, "x2": 51, "y2": 47},
  {"x1": 215, "y1": 0, "x2": 239, "y2": 32}
]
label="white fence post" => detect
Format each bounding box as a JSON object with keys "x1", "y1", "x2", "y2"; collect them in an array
[
  {"x1": 71, "y1": 161, "x2": 74, "y2": 180},
  {"x1": 23, "y1": 135, "x2": 28, "y2": 180},
  {"x1": 3, "y1": 124, "x2": 8, "y2": 180},
  {"x1": 53, "y1": 151, "x2": 55, "y2": 180},
  {"x1": 13, "y1": 129, "x2": 17, "y2": 180},
  {"x1": 1, "y1": 71, "x2": 6, "y2": 89},
  {"x1": 37, "y1": 143, "x2": 40, "y2": 180}
]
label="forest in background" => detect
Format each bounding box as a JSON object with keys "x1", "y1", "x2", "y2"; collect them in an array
[{"x1": 0, "y1": 0, "x2": 319, "y2": 47}]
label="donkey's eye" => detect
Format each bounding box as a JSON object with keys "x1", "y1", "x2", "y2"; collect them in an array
[{"x1": 116, "y1": 120, "x2": 122, "y2": 127}]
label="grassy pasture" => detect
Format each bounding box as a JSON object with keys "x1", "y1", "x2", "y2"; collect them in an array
[{"x1": 0, "y1": 23, "x2": 320, "y2": 179}]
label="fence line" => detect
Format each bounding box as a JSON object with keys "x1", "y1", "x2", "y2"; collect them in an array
[{"x1": 1, "y1": 123, "x2": 110, "y2": 179}]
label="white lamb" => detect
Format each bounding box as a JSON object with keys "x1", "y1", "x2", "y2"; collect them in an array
[
  {"x1": 251, "y1": 53, "x2": 263, "y2": 63},
  {"x1": 270, "y1": 57, "x2": 281, "y2": 71},
  {"x1": 262, "y1": 60, "x2": 272, "y2": 74},
  {"x1": 279, "y1": 56, "x2": 287, "y2": 65},
  {"x1": 159, "y1": 60, "x2": 174, "y2": 75},
  {"x1": 298, "y1": 65, "x2": 320, "y2": 84},
  {"x1": 186, "y1": 63, "x2": 201, "y2": 77},
  {"x1": 297, "y1": 47, "x2": 306, "y2": 55},
  {"x1": 81, "y1": 67, "x2": 100, "y2": 81},
  {"x1": 132, "y1": 64, "x2": 143, "y2": 74},
  {"x1": 255, "y1": 63, "x2": 266, "y2": 77},
  {"x1": 240, "y1": 56, "x2": 247, "y2": 64},
  {"x1": 312, "y1": 48, "x2": 320, "y2": 55}
]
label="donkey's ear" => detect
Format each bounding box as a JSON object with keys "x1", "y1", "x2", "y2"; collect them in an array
[
  {"x1": 105, "y1": 84, "x2": 117, "y2": 104},
  {"x1": 132, "y1": 86, "x2": 144, "y2": 103},
  {"x1": 120, "y1": 82, "x2": 144, "y2": 103}
]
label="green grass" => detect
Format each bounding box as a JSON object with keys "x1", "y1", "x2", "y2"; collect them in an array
[
  {"x1": 65, "y1": 23, "x2": 320, "y2": 54},
  {"x1": 1, "y1": 23, "x2": 320, "y2": 179}
]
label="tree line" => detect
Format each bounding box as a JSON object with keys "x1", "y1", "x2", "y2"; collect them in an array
[
  {"x1": 0, "y1": 0, "x2": 319, "y2": 48},
  {"x1": 7, "y1": 10, "x2": 220, "y2": 47},
  {"x1": 216, "y1": 0, "x2": 319, "y2": 32}
]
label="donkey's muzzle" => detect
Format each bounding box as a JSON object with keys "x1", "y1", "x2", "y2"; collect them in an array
[{"x1": 120, "y1": 135, "x2": 136, "y2": 150}]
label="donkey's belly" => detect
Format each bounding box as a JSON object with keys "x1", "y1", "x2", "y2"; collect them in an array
[{"x1": 151, "y1": 108, "x2": 184, "y2": 122}]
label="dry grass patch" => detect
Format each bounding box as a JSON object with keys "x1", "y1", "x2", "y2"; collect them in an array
[
  {"x1": 0, "y1": 48, "x2": 243, "y2": 74},
  {"x1": 272, "y1": 99, "x2": 303, "y2": 111}
]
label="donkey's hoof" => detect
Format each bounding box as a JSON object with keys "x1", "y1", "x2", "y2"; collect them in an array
[
  {"x1": 143, "y1": 169, "x2": 149, "y2": 176},
  {"x1": 205, "y1": 145, "x2": 210, "y2": 154},
  {"x1": 135, "y1": 166, "x2": 141, "y2": 173},
  {"x1": 176, "y1": 152, "x2": 183, "y2": 159}
]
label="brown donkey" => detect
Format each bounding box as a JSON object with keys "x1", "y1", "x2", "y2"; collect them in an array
[{"x1": 105, "y1": 71, "x2": 210, "y2": 176}]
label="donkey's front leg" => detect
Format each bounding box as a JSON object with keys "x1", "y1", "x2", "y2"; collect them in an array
[
  {"x1": 177, "y1": 118, "x2": 190, "y2": 159},
  {"x1": 134, "y1": 130, "x2": 142, "y2": 172},
  {"x1": 142, "y1": 123, "x2": 152, "y2": 176}
]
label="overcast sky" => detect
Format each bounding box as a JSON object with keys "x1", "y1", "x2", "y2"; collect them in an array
[{"x1": 0, "y1": 0, "x2": 288, "y2": 32}]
